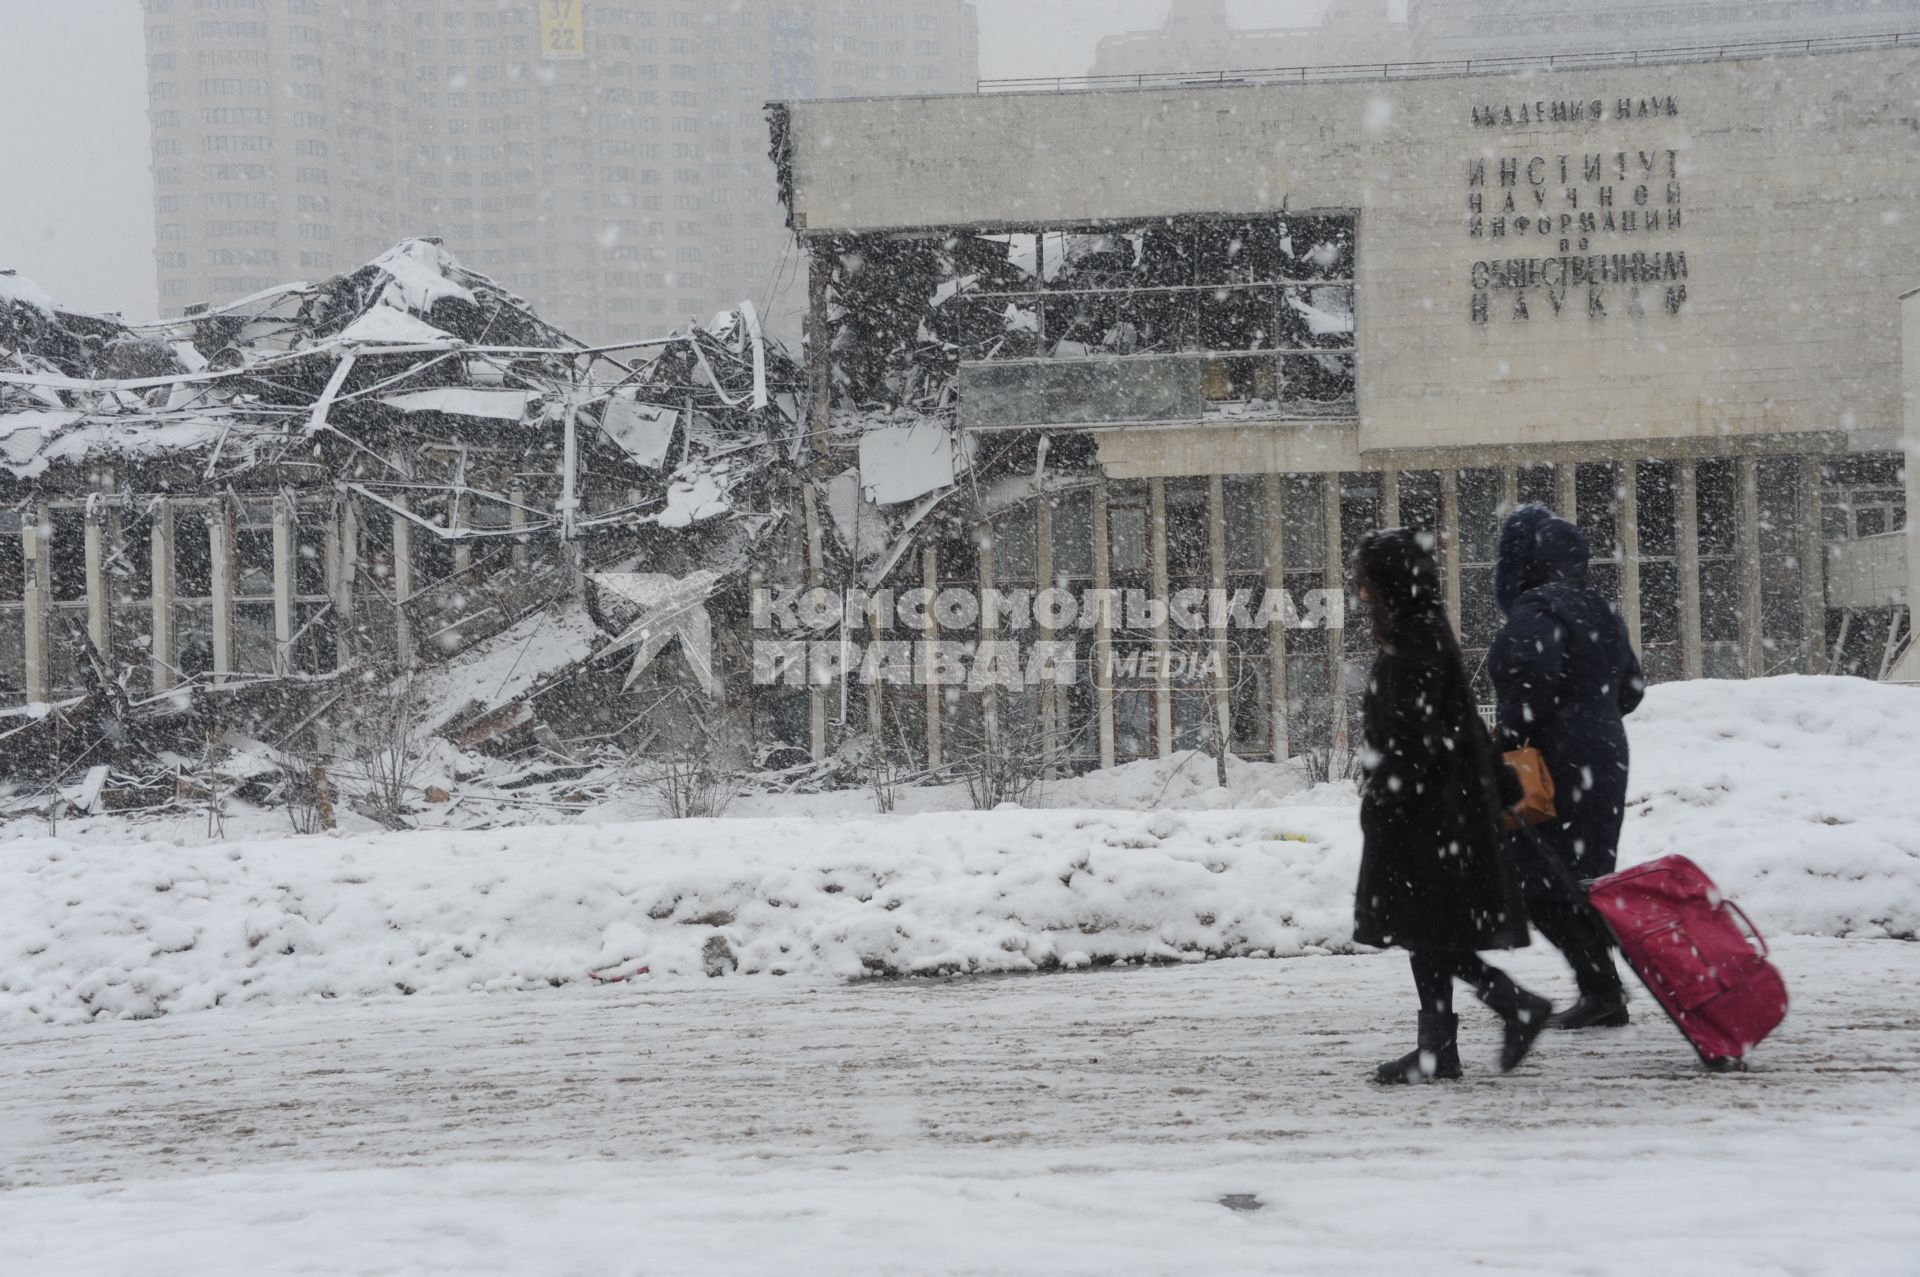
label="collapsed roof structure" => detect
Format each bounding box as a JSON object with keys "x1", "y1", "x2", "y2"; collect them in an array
[{"x1": 0, "y1": 240, "x2": 841, "y2": 820}]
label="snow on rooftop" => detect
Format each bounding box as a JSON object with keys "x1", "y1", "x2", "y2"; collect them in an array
[
  {"x1": 0, "y1": 270, "x2": 60, "y2": 313},
  {"x1": 381, "y1": 388, "x2": 539, "y2": 421},
  {"x1": 339, "y1": 306, "x2": 455, "y2": 345},
  {"x1": 368, "y1": 239, "x2": 479, "y2": 312}
]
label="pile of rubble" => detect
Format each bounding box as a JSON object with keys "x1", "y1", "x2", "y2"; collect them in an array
[{"x1": 0, "y1": 240, "x2": 831, "y2": 826}]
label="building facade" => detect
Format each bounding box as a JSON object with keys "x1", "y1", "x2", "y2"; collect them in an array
[
  {"x1": 142, "y1": 0, "x2": 979, "y2": 343},
  {"x1": 770, "y1": 40, "x2": 1918, "y2": 771}
]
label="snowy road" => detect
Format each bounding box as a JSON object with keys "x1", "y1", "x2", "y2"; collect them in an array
[{"x1": 3, "y1": 937, "x2": 1917, "y2": 1275}]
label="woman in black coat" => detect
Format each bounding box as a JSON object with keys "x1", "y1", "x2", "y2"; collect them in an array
[
  {"x1": 1352, "y1": 529, "x2": 1552, "y2": 1084},
  {"x1": 1489, "y1": 506, "x2": 1647, "y2": 1029}
]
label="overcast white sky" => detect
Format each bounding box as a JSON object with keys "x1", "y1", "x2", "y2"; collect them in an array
[{"x1": 0, "y1": 0, "x2": 1332, "y2": 320}]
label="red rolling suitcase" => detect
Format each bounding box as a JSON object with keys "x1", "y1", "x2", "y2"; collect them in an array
[{"x1": 1586, "y1": 855, "x2": 1789, "y2": 1070}]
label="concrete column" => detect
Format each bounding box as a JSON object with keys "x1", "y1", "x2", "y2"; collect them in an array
[
  {"x1": 271, "y1": 496, "x2": 296, "y2": 677},
  {"x1": 150, "y1": 500, "x2": 175, "y2": 693},
  {"x1": 507, "y1": 485, "x2": 528, "y2": 570},
  {"x1": 1035, "y1": 497, "x2": 1056, "y2": 778},
  {"x1": 865, "y1": 567, "x2": 885, "y2": 757},
  {"x1": 1439, "y1": 468, "x2": 1462, "y2": 636},
  {"x1": 805, "y1": 240, "x2": 831, "y2": 455},
  {"x1": 1378, "y1": 469, "x2": 1400, "y2": 528},
  {"x1": 1676, "y1": 459, "x2": 1704, "y2": 679},
  {"x1": 1619, "y1": 462, "x2": 1643, "y2": 651},
  {"x1": 22, "y1": 502, "x2": 49, "y2": 703},
  {"x1": 450, "y1": 490, "x2": 471, "y2": 579},
  {"x1": 1093, "y1": 477, "x2": 1115, "y2": 770},
  {"x1": 978, "y1": 520, "x2": 999, "y2": 759},
  {"x1": 1799, "y1": 454, "x2": 1830, "y2": 674},
  {"x1": 1907, "y1": 446, "x2": 1920, "y2": 674},
  {"x1": 801, "y1": 482, "x2": 827, "y2": 762},
  {"x1": 1555, "y1": 462, "x2": 1578, "y2": 521},
  {"x1": 1148, "y1": 478, "x2": 1172, "y2": 759},
  {"x1": 1324, "y1": 473, "x2": 1348, "y2": 756},
  {"x1": 209, "y1": 502, "x2": 233, "y2": 684},
  {"x1": 1265, "y1": 474, "x2": 1289, "y2": 760},
  {"x1": 1499, "y1": 465, "x2": 1519, "y2": 518},
  {"x1": 84, "y1": 504, "x2": 109, "y2": 660},
  {"x1": 391, "y1": 497, "x2": 413, "y2": 671},
  {"x1": 921, "y1": 542, "x2": 941, "y2": 769},
  {"x1": 1738, "y1": 456, "x2": 1765, "y2": 677},
  {"x1": 331, "y1": 498, "x2": 357, "y2": 671},
  {"x1": 1207, "y1": 474, "x2": 1231, "y2": 759}
]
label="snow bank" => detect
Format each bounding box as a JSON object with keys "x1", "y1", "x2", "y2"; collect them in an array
[
  {"x1": 0, "y1": 676, "x2": 1913, "y2": 1025},
  {"x1": 1620, "y1": 676, "x2": 1920, "y2": 941},
  {"x1": 0, "y1": 810, "x2": 1354, "y2": 1026}
]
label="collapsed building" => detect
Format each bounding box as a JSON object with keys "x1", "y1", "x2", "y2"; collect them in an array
[
  {"x1": 0, "y1": 240, "x2": 818, "y2": 814},
  {"x1": 11, "y1": 36, "x2": 1920, "y2": 820}
]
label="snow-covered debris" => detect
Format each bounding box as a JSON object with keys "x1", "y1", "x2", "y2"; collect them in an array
[
  {"x1": 859, "y1": 416, "x2": 956, "y2": 504},
  {"x1": 1, "y1": 236, "x2": 807, "y2": 800},
  {"x1": 337, "y1": 307, "x2": 453, "y2": 345}
]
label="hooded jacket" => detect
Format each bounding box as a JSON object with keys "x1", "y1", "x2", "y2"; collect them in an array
[
  {"x1": 1351, "y1": 528, "x2": 1531, "y2": 953},
  {"x1": 1488, "y1": 506, "x2": 1647, "y2": 899}
]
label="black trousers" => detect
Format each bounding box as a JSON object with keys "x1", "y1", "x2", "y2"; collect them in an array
[
  {"x1": 1530, "y1": 898, "x2": 1626, "y2": 1002},
  {"x1": 1408, "y1": 950, "x2": 1525, "y2": 1017}
]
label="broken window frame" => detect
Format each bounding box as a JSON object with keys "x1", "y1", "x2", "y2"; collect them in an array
[
  {"x1": 950, "y1": 214, "x2": 1357, "y2": 411},
  {"x1": 231, "y1": 497, "x2": 279, "y2": 678},
  {"x1": 829, "y1": 212, "x2": 1358, "y2": 421}
]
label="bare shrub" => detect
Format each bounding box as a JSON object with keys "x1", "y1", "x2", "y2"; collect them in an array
[
  {"x1": 340, "y1": 671, "x2": 429, "y2": 829},
  {"x1": 635, "y1": 689, "x2": 741, "y2": 819},
  {"x1": 946, "y1": 690, "x2": 1058, "y2": 811}
]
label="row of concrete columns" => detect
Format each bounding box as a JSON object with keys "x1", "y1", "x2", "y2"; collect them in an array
[
  {"x1": 6, "y1": 492, "x2": 502, "y2": 703},
  {"x1": 804, "y1": 454, "x2": 1830, "y2": 767}
]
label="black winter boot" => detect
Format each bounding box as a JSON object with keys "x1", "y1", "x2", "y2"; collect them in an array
[
  {"x1": 1474, "y1": 972, "x2": 1554, "y2": 1073},
  {"x1": 1373, "y1": 1012, "x2": 1462, "y2": 1085},
  {"x1": 1547, "y1": 996, "x2": 1630, "y2": 1030}
]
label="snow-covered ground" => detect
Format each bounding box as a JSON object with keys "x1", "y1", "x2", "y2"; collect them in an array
[
  {"x1": 2, "y1": 677, "x2": 1914, "y2": 1025},
  {"x1": 2, "y1": 939, "x2": 1916, "y2": 1275},
  {"x1": 2, "y1": 676, "x2": 1917, "y2": 1272}
]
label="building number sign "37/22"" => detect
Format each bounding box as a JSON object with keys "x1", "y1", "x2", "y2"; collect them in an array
[{"x1": 540, "y1": 0, "x2": 585, "y2": 60}]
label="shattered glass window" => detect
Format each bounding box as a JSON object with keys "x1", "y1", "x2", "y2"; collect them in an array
[
  {"x1": 233, "y1": 501, "x2": 277, "y2": 676},
  {"x1": 0, "y1": 510, "x2": 22, "y2": 702},
  {"x1": 48, "y1": 507, "x2": 88, "y2": 603},
  {"x1": 1222, "y1": 474, "x2": 1269, "y2": 756},
  {"x1": 1757, "y1": 458, "x2": 1805, "y2": 673},
  {"x1": 1047, "y1": 488, "x2": 1093, "y2": 582},
  {"x1": 1575, "y1": 462, "x2": 1621, "y2": 606},
  {"x1": 839, "y1": 213, "x2": 1356, "y2": 425},
  {"x1": 1397, "y1": 470, "x2": 1440, "y2": 541},
  {"x1": 1456, "y1": 468, "x2": 1502, "y2": 654},
  {"x1": 172, "y1": 507, "x2": 216, "y2": 681},
  {"x1": 1696, "y1": 459, "x2": 1741, "y2": 676},
  {"x1": 990, "y1": 505, "x2": 1035, "y2": 583},
  {"x1": 1516, "y1": 464, "x2": 1556, "y2": 510},
  {"x1": 1636, "y1": 460, "x2": 1682, "y2": 683}
]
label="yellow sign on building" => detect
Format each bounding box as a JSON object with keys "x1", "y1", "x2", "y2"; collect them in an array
[{"x1": 539, "y1": 0, "x2": 585, "y2": 60}]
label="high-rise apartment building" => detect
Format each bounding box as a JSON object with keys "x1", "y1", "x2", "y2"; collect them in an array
[{"x1": 142, "y1": 0, "x2": 979, "y2": 342}]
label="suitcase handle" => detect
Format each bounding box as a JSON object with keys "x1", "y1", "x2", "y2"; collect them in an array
[{"x1": 1722, "y1": 900, "x2": 1769, "y2": 960}]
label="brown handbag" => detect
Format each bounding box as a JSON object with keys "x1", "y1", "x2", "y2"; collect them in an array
[{"x1": 1502, "y1": 746, "x2": 1557, "y2": 831}]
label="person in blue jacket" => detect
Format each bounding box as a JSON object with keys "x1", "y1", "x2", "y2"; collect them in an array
[{"x1": 1489, "y1": 505, "x2": 1648, "y2": 1029}]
